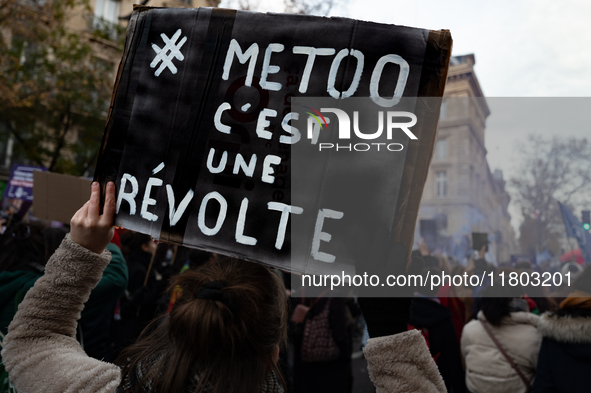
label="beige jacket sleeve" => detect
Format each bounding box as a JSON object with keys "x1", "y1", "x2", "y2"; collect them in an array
[
  {"x1": 1, "y1": 235, "x2": 122, "y2": 393},
  {"x1": 363, "y1": 330, "x2": 447, "y2": 393}
]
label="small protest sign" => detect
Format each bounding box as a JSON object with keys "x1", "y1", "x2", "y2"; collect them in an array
[
  {"x1": 472, "y1": 232, "x2": 489, "y2": 251},
  {"x1": 3, "y1": 164, "x2": 46, "y2": 202},
  {"x1": 95, "y1": 7, "x2": 452, "y2": 279}
]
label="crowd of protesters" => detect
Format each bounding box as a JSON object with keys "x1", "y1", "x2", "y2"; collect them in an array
[
  {"x1": 0, "y1": 185, "x2": 590, "y2": 392},
  {"x1": 396, "y1": 245, "x2": 591, "y2": 393}
]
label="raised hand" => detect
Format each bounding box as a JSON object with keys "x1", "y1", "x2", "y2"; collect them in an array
[{"x1": 70, "y1": 181, "x2": 116, "y2": 254}]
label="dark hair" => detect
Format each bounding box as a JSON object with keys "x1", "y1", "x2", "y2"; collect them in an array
[
  {"x1": 480, "y1": 297, "x2": 512, "y2": 327},
  {"x1": 480, "y1": 284, "x2": 524, "y2": 326},
  {"x1": 43, "y1": 227, "x2": 68, "y2": 262},
  {"x1": 0, "y1": 222, "x2": 46, "y2": 273},
  {"x1": 117, "y1": 256, "x2": 288, "y2": 393},
  {"x1": 187, "y1": 249, "x2": 213, "y2": 270},
  {"x1": 128, "y1": 233, "x2": 152, "y2": 251},
  {"x1": 120, "y1": 232, "x2": 153, "y2": 261}
]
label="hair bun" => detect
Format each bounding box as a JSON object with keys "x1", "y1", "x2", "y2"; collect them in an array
[{"x1": 196, "y1": 281, "x2": 239, "y2": 315}]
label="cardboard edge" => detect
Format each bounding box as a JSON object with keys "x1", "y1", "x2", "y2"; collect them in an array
[
  {"x1": 33, "y1": 172, "x2": 92, "y2": 224},
  {"x1": 391, "y1": 29, "x2": 453, "y2": 264},
  {"x1": 32, "y1": 171, "x2": 48, "y2": 220},
  {"x1": 97, "y1": 10, "x2": 141, "y2": 171}
]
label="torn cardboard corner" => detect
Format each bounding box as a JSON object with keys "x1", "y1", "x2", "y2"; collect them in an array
[{"x1": 33, "y1": 171, "x2": 91, "y2": 224}]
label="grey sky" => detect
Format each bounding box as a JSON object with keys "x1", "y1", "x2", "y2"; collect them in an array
[
  {"x1": 223, "y1": 0, "x2": 591, "y2": 97},
  {"x1": 343, "y1": 0, "x2": 591, "y2": 97},
  {"x1": 219, "y1": 0, "x2": 591, "y2": 230}
]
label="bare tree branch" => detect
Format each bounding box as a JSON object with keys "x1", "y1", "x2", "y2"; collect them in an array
[{"x1": 510, "y1": 135, "x2": 591, "y2": 254}]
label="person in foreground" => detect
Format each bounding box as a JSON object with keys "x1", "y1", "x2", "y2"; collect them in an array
[{"x1": 1, "y1": 182, "x2": 446, "y2": 393}]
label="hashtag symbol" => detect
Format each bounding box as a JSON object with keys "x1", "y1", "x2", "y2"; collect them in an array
[{"x1": 150, "y1": 29, "x2": 187, "y2": 77}]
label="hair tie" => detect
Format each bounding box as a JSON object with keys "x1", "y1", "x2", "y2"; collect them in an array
[
  {"x1": 196, "y1": 281, "x2": 225, "y2": 301},
  {"x1": 196, "y1": 281, "x2": 239, "y2": 315}
]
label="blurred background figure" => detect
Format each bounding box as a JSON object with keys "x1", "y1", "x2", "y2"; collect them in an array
[
  {"x1": 0, "y1": 222, "x2": 48, "y2": 337},
  {"x1": 291, "y1": 288, "x2": 354, "y2": 393},
  {"x1": 410, "y1": 266, "x2": 466, "y2": 393},
  {"x1": 461, "y1": 285, "x2": 541, "y2": 393},
  {"x1": 180, "y1": 249, "x2": 214, "y2": 274},
  {"x1": 535, "y1": 265, "x2": 591, "y2": 392},
  {"x1": 0, "y1": 222, "x2": 47, "y2": 390},
  {"x1": 79, "y1": 234, "x2": 128, "y2": 362},
  {"x1": 113, "y1": 232, "x2": 166, "y2": 359},
  {"x1": 0, "y1": 222, "x2": 127, "y2": 366}
]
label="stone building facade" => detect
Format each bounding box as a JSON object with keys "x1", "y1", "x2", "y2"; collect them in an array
[
  {"x1": 416, "y1": 54, "x2": 517, "y2": 264},
  {"x1": 68, "y1": 0, "x2": 220, "y2": 70}
]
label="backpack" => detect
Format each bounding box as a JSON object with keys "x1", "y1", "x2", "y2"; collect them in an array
[{"x1": 296, "y1": 289, "x2": 340, "y2": 363}]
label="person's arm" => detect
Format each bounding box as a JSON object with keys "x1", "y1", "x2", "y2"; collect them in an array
[
  {"x1": 358, "y1": 244, "x2": 446, "y2": 393},
  {"x1": 363, "y1": 330, "x2": 447, "y2": 393},
  {"x1": 1, "y1": 182, "x2": 122, "y2": 393},
  {"x1": 359, "y1": 296, "x2": 447, "y2": 393},
  {"x1": 82, "y1": 243, "x2": 128, "y2": 319}
]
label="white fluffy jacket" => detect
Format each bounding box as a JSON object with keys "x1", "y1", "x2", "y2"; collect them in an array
[
  {"x1": 1, "y1": 235, "x2": 121, "y2": 393},
  {"x1": 2, "y1": 235, "x2": 446, "y2": 393},
  {"x1": 461, "y1": 311, "x2": 541, "y2": 393}
]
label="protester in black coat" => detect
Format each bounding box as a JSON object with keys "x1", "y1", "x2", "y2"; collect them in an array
[
  {"x1": 112, "y1": 233, "x2": 166, "y2": 357},
  {"x1": 410, "y1": 296, "x2": 466, "y2": 393},
  {"x1": 534, "y1": 266, "x2": 591, "y2": 393},
  {"x1": 410, "y1": 267, "x2": 466, "y2": 393}
]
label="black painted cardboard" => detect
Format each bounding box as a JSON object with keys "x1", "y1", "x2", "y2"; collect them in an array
[{"x1": 95, "y1": 7, "x2": 452, "y2": 274}]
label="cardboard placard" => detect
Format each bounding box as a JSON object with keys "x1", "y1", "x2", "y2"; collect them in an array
[
  {"x1": 95, "y1": 7, "x2": 452, "y2": 274},
  {"x1": 4, "y1": 164, "x2": 46, "y2": 202},
  {"x1": 472, "y1": 232, "x2": 489, "y2": 251},
  {"x1": 33, "y1": 171, "x2": 91, "y2": 224}
]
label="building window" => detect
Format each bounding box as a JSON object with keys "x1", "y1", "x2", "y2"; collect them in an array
[
  {"x1": 436, "y1": 171, "x2": 447, "y2": 197},
  {"x1": 440, "y1": 99, "x2": 447, "y2": 119},
  {"x1": 90, "y1": 0, "x2": 122, "y2": 41},
  {"x1": 94, "y1": 0, "x2": 120, "y2": 25},
  {"x1": 435, "y1": 138, "x2": 447, "y2": 160}
]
